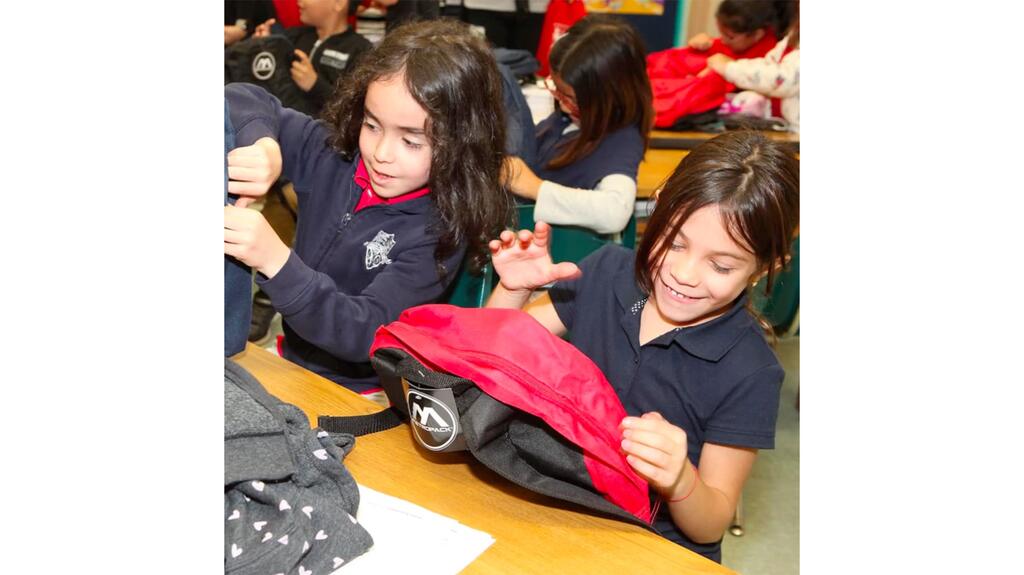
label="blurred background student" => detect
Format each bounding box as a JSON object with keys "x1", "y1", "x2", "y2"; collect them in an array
[{"x1": 504, "y1": 15, "x2": 653, "y2": 238}]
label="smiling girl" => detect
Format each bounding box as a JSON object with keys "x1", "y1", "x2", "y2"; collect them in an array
[
  {"x1": 486, "y1": 131, "x2": 799, "y2": 563},
  {"x1": 224, "y1": 20, "x2": 512, "y2": 393}
]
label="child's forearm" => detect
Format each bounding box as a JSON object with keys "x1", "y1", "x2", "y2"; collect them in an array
[
  {"x1": 664, "y1": 465, "x2": 737, "y2": 543},
  {"x1": 485, "y1": 283, "x2": 533, "y2": 310}
]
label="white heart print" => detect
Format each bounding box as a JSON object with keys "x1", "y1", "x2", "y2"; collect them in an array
[
  {"x1": 227, "y1": 509, "x2": 240, "y2": 520},
  {"x1": 251, "y1": 480, "x2": 265, "y2": 491},
  {"x1": 302, "y1": 505, "x2": 313, "y2": 518},
  {"x1": 315, "y1": 530, "x2": 328, "y2": 540},
  {"x1": 253, "y1": 521, "x2": 267, "y2": 531},
  {"x1": 313, "y1": 449, "x2": 329, "y2": 460},
  {"x1": 231, "y1": 543, "x2": 242, "y2": 558},
  {"x1": 279, "y1": 499, "x2": 291, "y2": 511}
]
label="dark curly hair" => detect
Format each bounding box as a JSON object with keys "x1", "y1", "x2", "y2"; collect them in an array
[{"x1": 321, "y1": 19, "x2": 513, "y2": 277}]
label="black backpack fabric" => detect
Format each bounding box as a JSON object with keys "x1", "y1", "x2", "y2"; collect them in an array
[
  {"x1": 317, "y1": 305, "x2": 656, "y2": 530},
  {"x1": 225, "y1": 35, "x2": 315, "y2": 116}
]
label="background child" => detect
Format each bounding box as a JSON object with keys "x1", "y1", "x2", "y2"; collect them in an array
[
  {"x1": 251, "y1": 0, "x2": 371, "y2": 116},
  {"x1": 706, "y1": 3, "x2": 800, "y2": 132},
  {"x1": 503, "y1": 14, "x2": 653, "y2": 236},
  {"x1": 686, "y1": 0, "x2": 781, "y2": 58},
  {"x1": 646, "y1": 0, "x2": 785, "y2": 129},
  {"x1": 486, "y1": 131, "x2": 799, "y2": 563},
  {"x1": 225, "y1": 19, "x2": 513, "y2": 394}
]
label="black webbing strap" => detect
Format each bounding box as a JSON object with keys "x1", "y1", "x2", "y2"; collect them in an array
[{"x1": 318, "y1": 408, "x2": 404, "y2": 436}]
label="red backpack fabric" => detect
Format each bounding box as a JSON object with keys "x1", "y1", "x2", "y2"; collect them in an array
[
  {"x1": 535, "y1": 0, "x2": 587, "y2": 78},
  {"x1": 368, "y1": 304, "x2": 652, "y2": 524},
  {"x1": 647, "y1": 33, "x2": 778, "y2": 128}
]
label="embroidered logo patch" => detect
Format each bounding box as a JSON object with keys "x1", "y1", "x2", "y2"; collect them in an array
[
  {"x1": 252, "y1": 51, "x2": 276, "y2": 81},
  {"x1": 363, "y1": 230, "x2": 396, "y2": 270}
]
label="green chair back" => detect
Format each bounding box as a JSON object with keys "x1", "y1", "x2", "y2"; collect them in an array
[
  {"x1": 516, "y1": 204, "x2": 637, "y2": 264},
  {"x1": 751, "y1": 235, "x2": 799, "y2": 333},
  {"x1": 444, "y1": 261, "x2": 493, "y2": 308}
]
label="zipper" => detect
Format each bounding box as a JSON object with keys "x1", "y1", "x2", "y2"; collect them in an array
[{"x1": 310, "y1": 211, "x2": 354, "y2": 269}]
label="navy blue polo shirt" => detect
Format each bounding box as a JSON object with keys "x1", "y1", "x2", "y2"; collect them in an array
[
  {"x1": 533, "y1": 111, "x2": 645, "y2": 188},
  {"x1": 549, "y1": 245, "x2": 784, "y2": 563}
]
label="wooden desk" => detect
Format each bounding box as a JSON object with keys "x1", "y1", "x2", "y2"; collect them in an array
[
  {"x1": 637, "y1": 132, "x2": 801, "y2": 199},
  {"x1": 637, "y1": 148, "x2": 690, "y2": 199},
  {"x1": 650, "y1": 129, "x2": 799, "y2": 153},
  {"x1": 233, "y1": 344, "x2": 735, "y2": 574}
]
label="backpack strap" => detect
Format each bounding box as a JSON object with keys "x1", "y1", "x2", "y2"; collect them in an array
[{"x1": 318, "y1": 408, "x2": 403, "y2": 436}]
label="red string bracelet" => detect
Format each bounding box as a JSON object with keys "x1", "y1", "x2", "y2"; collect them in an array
[{"x1": 668, "y1": 465, "x2": 700, "y2": 503}]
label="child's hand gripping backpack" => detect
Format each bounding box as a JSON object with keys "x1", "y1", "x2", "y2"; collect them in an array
[{"x1": 318, "y1": 304, "x2": 654, "y2": 528}]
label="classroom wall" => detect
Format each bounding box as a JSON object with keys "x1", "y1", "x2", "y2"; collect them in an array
[
  {"x1": 686, "y1": 0, "x2": 723, "y2": 39},
  {"x1": 616, "y1": 0, "x2": 683, "y2": 53}
]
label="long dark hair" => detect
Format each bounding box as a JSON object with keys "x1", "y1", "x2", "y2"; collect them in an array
[
  {"x1": 322, "y1": 19, "x2": 513, "y2": 276},
  {"x1": 716, "y1": 0, "x2": 778, "y2": 34},
  {"x1": 636, "y1": 131, "x2": 799, "y2": 311},
  {"x1": 543, "y1": 14, "x2": 653, "y2": 171}
]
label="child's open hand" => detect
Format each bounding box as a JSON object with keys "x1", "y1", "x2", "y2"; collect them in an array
[
  {"x1": 224, "y1": 204, "x2": 291, "y2": 278},
  {"x1": 620, "y1": 412, "x2": 693, "y2": 500},
  {"x1": 688, "y1": 32, "x2": 713, "y2": 51},
  {"x1": 489, "y1": 222, "x2": 581, "y2": 292},
  {"x1": 227, "y1": 137, "x2": 282, "y2": 206}
]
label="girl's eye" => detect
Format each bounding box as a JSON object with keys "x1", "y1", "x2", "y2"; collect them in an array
[
  {"x1": 710, "y1": 261, "x2": 733, "y2": 274},
  {"x1": 403, "y1": 139, "x2": 424, "y2": 150},
  {"x1": 362, "y1": 120, "x2": 380, "y2": 132},
  {"x1": 670, "y1": 242, "x2": 686, "y2": 252}
]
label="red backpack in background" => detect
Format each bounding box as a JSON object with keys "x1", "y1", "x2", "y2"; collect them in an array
[{"x1": 535, "y1": 0, "x2": 586, "y2": 77}]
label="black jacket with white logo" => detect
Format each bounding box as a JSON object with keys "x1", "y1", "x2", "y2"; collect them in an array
[
  {"x1": 227, "y1": 83, "x2": 465, "y2": 393},
  {"x1": 284, "y1": 27, "x2": 371, "y2": 116}
]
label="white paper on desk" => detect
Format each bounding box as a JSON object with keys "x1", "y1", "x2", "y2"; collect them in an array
[{"x1": 336, "y1": 484, "x2": 495, "y2": 575}]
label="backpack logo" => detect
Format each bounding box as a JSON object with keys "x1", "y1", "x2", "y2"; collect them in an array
[
  {"x1": 363, "y1": 230, "x2": 395, "y2": 270},
  {"x1": 252, "y1": 51, "x2": 276, "y2": 80},
  {"x1": 407, "y1": 389, "x2": 459, "y2": 451}
]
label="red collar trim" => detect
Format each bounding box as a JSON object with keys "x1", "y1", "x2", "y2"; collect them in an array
[{"x1": 354, "y1": 158, "x2": 431, "y2": 212}]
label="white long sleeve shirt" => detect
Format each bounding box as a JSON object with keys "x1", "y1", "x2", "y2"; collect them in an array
[{"x1": 722, "y1": 34, "x2": 800, "y2": 132}]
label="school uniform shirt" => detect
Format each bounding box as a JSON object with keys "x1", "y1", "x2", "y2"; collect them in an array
[
  {"x1": 226, "y1": 83, "x2": 466, "y2": 393},
  {"x1": 283, "y1": 26, "x2": 372, "y2": 116},
  {"x1": 548, "y1": 245, "x2": 784, "y2": 563},
  {"x1": 531, "y1": 111, "x2": 644, "y2": 234}
]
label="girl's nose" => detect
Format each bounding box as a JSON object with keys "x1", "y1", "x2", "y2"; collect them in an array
[
  {"x1": 373, "y1": 137, "x2": 394, "y2": 164},
  {"x1": 669, "y1": 255, "x2": 699, "y2": 287}
]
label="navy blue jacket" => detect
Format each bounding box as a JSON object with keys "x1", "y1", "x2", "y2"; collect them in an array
[
  {"x1": 550, "y1": 245, "x2": 783, "y2": 563},
  {"x1": 226, "y1": 83, "x2": 465, "y2": 392},
  {"x1": 225, "y1": 99, "x2": 253, "y2": 357}
]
